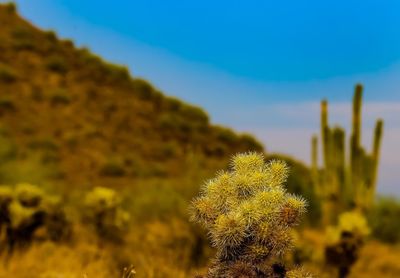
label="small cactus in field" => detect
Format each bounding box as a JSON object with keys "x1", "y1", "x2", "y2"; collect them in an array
[
  {"x1": 0, "y1": 183, "x2": 70, "y2": 253},
  {"x1": 190, "y1": 152, "x2": 310, "y2": 277},
  {"x1": 14, "y1": 183, "x2": 44, "y2": 207},
  {"x1": 84, "y1": 187, "x2": 130, "y2": 242},
  {"x1": 325, "y1": 211, "x2": 370, "y2": 278}
]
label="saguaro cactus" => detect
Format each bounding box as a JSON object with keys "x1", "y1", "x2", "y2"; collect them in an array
[
  {"x1": 312, "y1": 84, "x2": 384, "y2": 224},
  {"x1": 190, "y1": 152, "x2": 310, "y2": 277}
]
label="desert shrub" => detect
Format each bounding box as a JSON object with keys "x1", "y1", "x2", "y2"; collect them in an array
[
  {"x1": 44, "y1": 30, "x2": 57, "y2": 42},
  {"x1": 28, "y1": 138, "x2": 59, "y2": 151},
  {"x1": 79, "y1": 47, "x2": 101, "y2": 65},
  {"x1": 190, "y1": 152, "x2": 310, "y2": 277},
  {"x1": 0, "y1": 183, "x2": 70, "y2": 253},
  {"x1": 325, "y1": 211, "x2": 370, "y2": 278},
  {"x1": 41, "y1": 195, "x2": 71, "y2": 241},
  {"x1": 5, "y1": 2, "x2": 16, "y2": 13},
  {"x1": 158, "y1": 114, "x2": 179, "y2": 130},
  {"x1": 129, "y1": 184, "x2": 187, "y2": 222},
  {"x1": 369, "y1": 197, "x2": 400, "y2": 243},
  {"x1": 165, "y1": 96, "x2": 182, "y2": 111},
  {"x1": 103, "y1": 63, "x2": 130, "y2": 81},
  {"x1": 159, "y1": 141, "x2": 180, "y2": 158},
  {"x1": 204, "y1": 143, "x2": 228, "y2": 157},
  {"x1": 100, "y1": 159, "x2": 126, "y2": 177},
  {"x1": 0, "y1": 63, "x2": 17, "y2": 83},
  {"x1": 143, "y1": 163, "x2": 168, "y2": 178},
  {"x1": 239, "y1": 133, "x2": 264, "y2": 151},
  {"x1": 83, "y1": 187, "x2": 130, "y2": 242},
  {"x1": 179, "y1": 105, "x2": 209, "y2": 125},
  {"x1": 158, "y1": 113, "x2": 194, "y2": 136},
  {"x1": 0, "y1": 132, "x2": 17, "y2": 161},
  {"x1": 62, "y1": 39, "x2": 75, "y2": 48},
  {"x1": 0, "y1": 97, "x2": 15, "y2": 113},
  {"x1": 30, "y1": 85, "x2": 44, "y2": 101},
  {"x1": 215, "y1": 126, "x2": 238, "y2": 144},
  {"x1": 0, "y1": 155, "x2": 62, "y2": 185},
  {"x1": 46, "y1": 55, "x2": 68, "y2": 74},
  {"x1": 131, "y1": 78, "x2": 161, "y2": 101},
  {"x1": 49, "y1": 89, "x2": 71, "y2": 105},
  {"x1": 11, "y1": 26, "x2": 35, "y2": 50}
]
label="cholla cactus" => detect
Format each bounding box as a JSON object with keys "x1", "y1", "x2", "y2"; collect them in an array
[
  {"x1": 325, "y1": 211, "x2": 370, "y2": 278},
  {"x1": 0, "y1": 183, "x2": 70, "y2": 253},
  {"x1": 190, "y1": 152, "x2": 310, "y2": 277},
  {"x1": 84, "y1": 187, "x2": 130, "y2": 242},
  {"x1": 15, "y1": 183, "x2": 44, "y2": 207}
]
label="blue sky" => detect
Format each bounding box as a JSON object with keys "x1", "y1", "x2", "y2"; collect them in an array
[{"x1": 4, "y1": 0, "x2": 400, "y2": 195}]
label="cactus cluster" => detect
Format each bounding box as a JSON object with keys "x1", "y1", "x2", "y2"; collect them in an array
[
  {"x1": 190, "y1": 152, "x2": 310, "y2": 277},
  {"x1": 312, "y1": 84, "x2": 383, "y2": 224},
  {"x1": 0, "y1": 183, "x2": 70, "y2": 253},
  {"x1": 325, "y1": 211, "x2": 370, "y2": 278},
  {"x1": 84, "y1": 187, "x2": 130, "y2": 242}
]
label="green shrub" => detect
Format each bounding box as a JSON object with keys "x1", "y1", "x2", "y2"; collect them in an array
[
  {"x1": 204, "y1": 143, "x2": 228, "y2": 157},
  {"x1": 0, "y1": 132, "x2": 17, "y2": 161},
  {"x1": 158, "y1": 114, "x2": 179, "y2": 130},
  {"x1": 44, "y1": 30, "x2": 57, "y2": 42},
  {"x1": 0, "y1": 64, "x2": 17, "y2": 83},
  {"x1": 165, "y1": 97, "x2": 182, "y2": 111},
  {"x1": 239, "y1": 133, "x2": 264, "y2": 151},
  {"x1": 369, "y1": 197, "x2": 400, "y2": 243},
  {"x1": 103, "y1": 63, "x2": 130, "y2": 81},
  {"x1": 5, "y1": 2, "x2": 17, "y2": 13},
  {"x1": 84, "y1": 187, "x2": 130, "y2": 241},
  {"x1": 0, "y1": 183, "x2": 70, "y2": 253},
  {"x1": 31, "y1": 85, "x2": 44, "y2": 101},
  {"x1": 62, "y1": 39, "x2": 74, "y2": 48},
  {"x1": 190, "y1": 152, "x2": 309, "y2": 277},
  {"x1": 50, "y1": 90, "x2": 71, "y2": 105},
  {"x1": 0, "y1": 97, "x2": 16, "y2": 112},
  {"x1": 28, "y1": 138, "x2": 59, "y2": 151},
  {"x1": 46, "y1": 55, "x2": 68, "y2": 74},
  {"x1": 11, "y1": 26, "x2": 35, "y2": 51},
  {"x1": 129, "y1": 184, "x2": 187, "y2": 222},
  {"x1": 180, "y1": 105, "x2": 209, "y2": 125},
  {"x1": 215, "y1": 126, "x2": 238, "y2": 144},
  {"x1": 131, "y1": 78, "x2": 161, "y2": 100},
  {"x1": 159, "y1": 141, "x2": 180, "y2": 158},
  {"x1": 100, "y1": 159, "x2": 126, "y2": 177}
]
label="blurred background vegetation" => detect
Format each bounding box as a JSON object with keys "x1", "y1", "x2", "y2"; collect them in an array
[{"x1": 0, "y1": 3, "x2": 399, "y2": 277}]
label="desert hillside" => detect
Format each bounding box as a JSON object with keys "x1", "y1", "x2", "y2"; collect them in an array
[{"x1": 0, "y1": 3, "x2": 263, "y2": 191}]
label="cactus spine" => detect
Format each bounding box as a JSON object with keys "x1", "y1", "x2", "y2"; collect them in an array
[{"x1": 312, "y1": 84, "x2": 384, "y2": 224}]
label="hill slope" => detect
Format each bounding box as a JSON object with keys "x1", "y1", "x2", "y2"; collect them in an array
[{"x1": 0, "y1": 3, "x2": 263, "y2": 189}]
